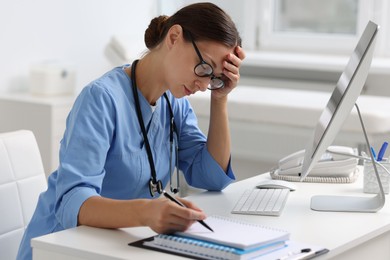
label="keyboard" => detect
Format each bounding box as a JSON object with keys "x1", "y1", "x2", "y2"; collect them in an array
[{"x1": 232, "y1": 188, "x2": 290, "y2": 216}]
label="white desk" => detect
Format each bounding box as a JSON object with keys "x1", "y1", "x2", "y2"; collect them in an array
[{"x1": 32, "y1": 172, "x2": 390, "y2": 259}]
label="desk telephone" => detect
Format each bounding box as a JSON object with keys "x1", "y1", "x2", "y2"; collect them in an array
[{"x1": 277, "y1": 146, "x2": 358, "y2": 177}]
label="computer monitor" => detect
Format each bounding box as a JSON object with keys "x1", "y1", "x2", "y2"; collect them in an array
[{"x1": 299, "y1": 21, "x2": 384, "y2": 212}]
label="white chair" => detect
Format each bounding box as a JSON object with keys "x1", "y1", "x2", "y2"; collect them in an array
[{"x1": 0, "y1": 130, "x2": 47, "y2": 260}]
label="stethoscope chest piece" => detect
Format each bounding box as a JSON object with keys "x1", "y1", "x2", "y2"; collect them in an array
[{"x1": 149, "y1": 179, "x2": 163, "y2": 197}]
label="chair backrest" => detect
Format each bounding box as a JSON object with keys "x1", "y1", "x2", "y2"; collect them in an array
[{"x1": 0, "y1": 130, "x2": 47, "y2": 260}]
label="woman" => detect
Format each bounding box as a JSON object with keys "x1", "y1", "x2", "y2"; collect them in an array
[{"x1": 17, "y1": 2, "x2": 245, "y2": 259}]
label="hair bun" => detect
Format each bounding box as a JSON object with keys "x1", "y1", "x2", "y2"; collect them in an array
[{"x1": 145, "y1": 15, "x2": 170, "y2": 49}]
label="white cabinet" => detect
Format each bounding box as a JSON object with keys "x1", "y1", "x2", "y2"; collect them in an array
[{"x1": 0, "y1": 93, "x2": 75, "y2": 177}]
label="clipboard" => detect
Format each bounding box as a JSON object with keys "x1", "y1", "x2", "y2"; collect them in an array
[
  {"x1": 129, "y1": 236, "x2": 205, "y2": 260},
  {"x1": 129, "y1": 237, "x2": 329, "y2": 260}
]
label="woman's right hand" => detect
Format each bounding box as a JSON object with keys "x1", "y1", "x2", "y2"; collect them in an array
[{"x1": 142, "y1": 197, "x2": 207, "y2": 234}]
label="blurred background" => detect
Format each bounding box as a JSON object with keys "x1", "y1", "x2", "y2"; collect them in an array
[{"x1": 1, "y1": 0, "x2": 389, "y2": 188}]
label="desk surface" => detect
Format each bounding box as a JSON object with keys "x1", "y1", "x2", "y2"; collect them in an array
[{"x1": 32, "y1": 172, "x2": 390, "y2": 260}]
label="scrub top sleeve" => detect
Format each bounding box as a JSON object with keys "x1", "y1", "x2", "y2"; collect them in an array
[
  {"x1": 193, "y1": 148, "x2": 235, "y2": 190},
  {"x1": 55, "y1": 84, "x2": 116, "y2": 229},
  {"x1": 58, "y1": 186, "x2": 100, "y2": 229},
  {"x1": 175, "y1": 97, "x2": 235, "y2": 191}
]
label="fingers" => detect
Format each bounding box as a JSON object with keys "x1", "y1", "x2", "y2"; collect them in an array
[
  {"x1": 225, "y1": 46, "x2": 245, "y2": 72},
  {"x1": 222, "y1": 55, "x2": 240, "y2": 87},
  {"x1": 235, "y1": 45, "x2": 246, "y2": 60},
  {"x1": 224, "y1": 58, "x2": 239, "y2": 75},
  {"x1": 147, "y1": 197, "x2": 206, "y2": 234},
  {"x1": 221, "y1": 46, "x2": 245, "y2": 88},
  {"x1": 170, "y1": 198, "x2": 206, "y2": 221},
  {"x1": 164, "y1": 214, "x2": 196, "y2": 231},
  {"x1": 176, "y1": 197, "x2": 204, "y2": 213}
]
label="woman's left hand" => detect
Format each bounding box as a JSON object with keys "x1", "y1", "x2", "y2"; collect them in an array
[{"x1": 211, "y1": 46, "x2": 245, "y2": 99}]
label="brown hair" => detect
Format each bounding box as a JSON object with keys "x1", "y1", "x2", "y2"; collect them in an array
[{"x1": 144, "y1": 2, "x2": 241, "y2": 50}]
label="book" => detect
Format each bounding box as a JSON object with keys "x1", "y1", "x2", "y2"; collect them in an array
[{"x1": 139, "y1": 215, "x2": 290, "y2": 259}]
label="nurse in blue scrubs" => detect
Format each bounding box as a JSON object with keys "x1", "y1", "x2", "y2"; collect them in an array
[{"x1": 17, "y1": 2, "x2": 245, "y2": 259}]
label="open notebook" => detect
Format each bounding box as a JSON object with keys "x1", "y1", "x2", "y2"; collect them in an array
[{"x1": 174, "y1": 215, "x2": 289, "y2": 250}]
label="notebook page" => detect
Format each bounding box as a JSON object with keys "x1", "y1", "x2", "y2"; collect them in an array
[{"x1": 175, "y1": 215, "x2": 289, "y2": 250}]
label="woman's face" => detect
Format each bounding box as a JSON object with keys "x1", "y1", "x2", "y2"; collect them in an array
[{"x1": 164, "y1": 33, "x2": 234, "y2": 98}]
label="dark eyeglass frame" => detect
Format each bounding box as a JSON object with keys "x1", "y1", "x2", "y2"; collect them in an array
[{"x1": 187, "y1": 33, "x2": 225, "y2": 90}]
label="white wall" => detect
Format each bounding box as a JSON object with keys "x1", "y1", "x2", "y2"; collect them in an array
[{"x1": 0, "y1": 0, "x2": 157, "y2": 94}]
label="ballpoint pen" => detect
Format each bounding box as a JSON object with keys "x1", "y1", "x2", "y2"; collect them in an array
[
  {"x1": 370, "y1": 146, "x2": 377, "y2": 161},
  {"x1": 278, "y1": 248, "x2": 311, "y2": 260},
  {"x1": 162, "y1": 190, "x2": 214, "y2": 232},
  {"x1": 377, "y1": 142, "x2": 388, "y2": 161}
]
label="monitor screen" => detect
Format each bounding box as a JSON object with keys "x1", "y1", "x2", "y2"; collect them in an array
[{"x1": 300, "y1": 21, "x2": 379, "y2": 181}]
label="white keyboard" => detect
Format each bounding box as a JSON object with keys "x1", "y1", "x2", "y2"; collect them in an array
[{"x1": 232, "y1": 188, "x2": 290, "y2": 216}]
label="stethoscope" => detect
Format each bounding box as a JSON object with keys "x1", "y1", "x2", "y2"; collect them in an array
[{"x1": 131, "y1": 60, "x2": 179, "y2": 197}]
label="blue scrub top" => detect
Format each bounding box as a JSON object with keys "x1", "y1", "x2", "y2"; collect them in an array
[{"x1": 17, "y1": 65, "x2": 235, "y2": 260}]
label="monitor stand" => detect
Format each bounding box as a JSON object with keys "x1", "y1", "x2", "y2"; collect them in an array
[{"x1": 311, "y1": 104, "x2": 386, "y2": 212}]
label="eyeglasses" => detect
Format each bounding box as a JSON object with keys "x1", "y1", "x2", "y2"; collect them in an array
[{"x1": 188, "y1": 33, "x2": 224, "y2": 90}]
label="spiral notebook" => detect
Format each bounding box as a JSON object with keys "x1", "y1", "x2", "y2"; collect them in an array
[{"x1": 130, "y1": 215, "x2": 290, "y2": 259}]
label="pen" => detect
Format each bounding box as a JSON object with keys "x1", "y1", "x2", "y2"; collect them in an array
[
  {"x1": 162, "y1": 190, "x2": 214, "y2": 232},
  {"x1": 290, "y1": 251, "x2": 315, "y2": 260},
  {"x1": 370, "y1": 146, "x2": 377, "y2": 161},
  {"x1": 377, "y1": 142, "x2": 388, "y2": 161},
  {"x1": 278, "y1": 248, "x2": 311, "y2": 260}
]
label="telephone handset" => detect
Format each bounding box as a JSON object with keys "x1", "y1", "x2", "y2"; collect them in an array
[{"x1": 277, "y1": 146, "x2": 358, "y2": 177}]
